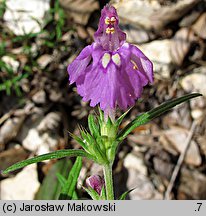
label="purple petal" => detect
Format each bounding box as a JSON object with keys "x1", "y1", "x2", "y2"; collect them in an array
[
  {"x1": 67, "y1": 45, "x2": 93, "y2": 84},
  {"x1": 86, "y1": 175, "x2": 104, "y2": 195},
  {"x1": 123, "y1": 43, "x2": 154, "y2": 83}
]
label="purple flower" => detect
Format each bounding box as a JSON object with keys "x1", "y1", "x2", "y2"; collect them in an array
[
  {"x1": 68, "y1": 4, "x2": 153, "y2": 117},
  {"x1": 86, "y1": 175, "x2": 105, "y2": 195}
]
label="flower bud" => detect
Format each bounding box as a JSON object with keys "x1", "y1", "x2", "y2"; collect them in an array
[{"x1": 86, "y1": 175, "x2": 105, "y2": 195}]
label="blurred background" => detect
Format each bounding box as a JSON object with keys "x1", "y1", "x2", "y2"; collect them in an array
[{"x1": 0, "y1": 0, "x2": 206, "y2": 200}]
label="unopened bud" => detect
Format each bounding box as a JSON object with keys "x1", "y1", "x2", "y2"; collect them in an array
[{"x1": 86, "y1": 175, "x2": 105, "y2": 195}]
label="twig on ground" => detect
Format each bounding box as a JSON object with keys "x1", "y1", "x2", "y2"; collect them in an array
[{"x1": 164, "y1": 121, "x2": 197, "y2": 200}]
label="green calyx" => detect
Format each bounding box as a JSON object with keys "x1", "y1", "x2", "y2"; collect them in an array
[{"x1": 71, "y1": 109, "x2": 127, "y2": 165}]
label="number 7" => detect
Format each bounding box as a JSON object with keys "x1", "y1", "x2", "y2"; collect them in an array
[{"x1": 197, "y1": 203, "x2": 202, "y2": 211}]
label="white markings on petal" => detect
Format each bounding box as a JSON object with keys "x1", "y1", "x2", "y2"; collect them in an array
[
  {"x1": 102, "y1": 53, "x2": 111, "y2": 68},
  {"x1": 112, "y1": 53, "x2": 121, "y2": 66}
]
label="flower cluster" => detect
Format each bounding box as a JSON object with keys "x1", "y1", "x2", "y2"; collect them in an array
[{"x1": 68, "y1": 4, "x2": 153, "y2": 117}]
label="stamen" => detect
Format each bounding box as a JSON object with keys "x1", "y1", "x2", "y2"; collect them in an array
[
  {"x1": 102, "y1": 53, "x2": 111, "y2": 68},
  {"x1": 106, "y1": 27, "x2": 115, "y2": 34},
  {"x1": 110, "y1": 16, "x2": 116, "y2": 24},
  {"x1": 131, "y1": 60, "x2": 138, "y2": 70},
  {"x1": 105, "y1": 16, "x2": 116, "y2": 25},
  {"x1": 105, "y1": 17, "x2": 110, "y2": 25},
  {"x1": 112, "y1": 53, "x2": 121, "y2": 66}
]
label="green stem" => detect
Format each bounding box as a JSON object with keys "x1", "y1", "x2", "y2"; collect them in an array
[{"x1": 103, "y1": 164, "x2": 114, "y2": 200}]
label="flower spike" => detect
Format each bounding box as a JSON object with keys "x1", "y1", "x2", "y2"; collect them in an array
[{"x1": 67, "y1": 4, "x2": 154, "y2": 119}]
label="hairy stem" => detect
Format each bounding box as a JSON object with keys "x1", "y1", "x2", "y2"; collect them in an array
[{"x1": 103, "y1": 164, "x2": 114, "y2": 200}]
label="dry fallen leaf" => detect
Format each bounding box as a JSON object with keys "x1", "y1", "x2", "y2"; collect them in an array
[
  {"x1": 170, "y1": 27, "x2": 196, "y2": 65},
  {"x1": 0, "y1": 145, "x2": 29, "y2": 171},
  {"x1": 60, "y1": 0, "x2": 99, "y2": 25},
  {"x1": 192, "y1": 12, "x2": 206, "y2": 39}
]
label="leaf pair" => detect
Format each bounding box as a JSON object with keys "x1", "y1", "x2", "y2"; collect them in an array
[{"x1": 2, "y1": 93, "x2": 202, "y2": 175}]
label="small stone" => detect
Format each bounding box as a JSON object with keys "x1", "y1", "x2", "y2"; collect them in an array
[
  {"x1": 191, "y1": 109, "x2": 204, "y2": 120},
  {"x1": 113, "y1": 0, "x2": 160, "y2": 31},
  {"x1": 1, "y1": 56, "x2": 19, "y2": 73},
  {"x1": 124, "y1": 153, "x2": 147, "y2": 176},
  {"x1": 32, "y1": 90, "x2": 46, "y2": 104},
  {"x1": 0, "y1": 115, "x2": 25, "y2": 147},
  {"x1": 164, "y1": 127, "x2": 201, "y2": 166},
  {"x1": 126, "y1": 169, "x2": 162, "y2": 200},
  {"x1": 4, "y1": 0, "x2": 50, "y2": 35},
  {"x1": 139, "y1": 40, "x2": 174, "y2": 78},
  {"x1": 18, "y1": 113, "x2": 60, "y2": 155},
  {"x1": 0, "y1": 164, "x2": 40, "y2": 200},
  {"x1": 37, "y1": 112, "x2": 61, "y2": 132},
  {"x1": 181, "y1": 72, "x2": 206, "y2": 96},
  {"x1": 22, "y1": 129, "x2": 58, "y2": 155},
  {"x1": 49, "y1": 89, "x2": 62, "y2": 102},
  {"x1": 37, "y1": 54, "x2": 53, "y2": 69},
  {"x1": 59, "y1": 0, "x2": 99, "y2": 25},
  {"x1": 22, "y1": 129, "x2": 41, "y2": 152}
]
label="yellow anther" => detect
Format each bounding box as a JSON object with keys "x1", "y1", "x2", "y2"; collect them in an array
[
  {"x1": 105, "y1": 17, "x2": 110, "y2": 25},
  {"x1": 105, "y1": 16, "x2": 116, "y2": 25},
  {"x1": 110, "y1": 16, "x2": 116, "y2": 24},
  {"x1": 106, "y1": 27, "x2": 115, "y2": 34},
  {"x1": 131, "y1": 60, "x2": 138, "y2": 70}
]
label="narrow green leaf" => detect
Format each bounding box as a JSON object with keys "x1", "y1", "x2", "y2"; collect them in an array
[
  {"x1": 56, "y1": 173, "x2": 67, "y2": 188},
  {"x1": 116, "y1": 108, "x2": 131, "y2": 127},
  {"x1": 88, "y1": 114, "x2": 100, "y2": 138},
  {"x1": 100, "y1": 187, "x2": 106, "y2": 200},
  {"x1": 35, "y1": 159, "x2": 72, "y2": 200},
  {"x1": 57, "y1": 174, "x2": 79, "y2": 200},
  {"x1": 98, "y1": 106, "x2": 104, "y2": 123},
  {"x1": 83, "y1": 186, "x2": 100, "y2": 200},
  {"x1": 59, "y1": 157, "x2": 82, "y2": 200},
  {"x1": 69, "y1": 132, "x2": 89, "y2": 152},
  {"x1": 117, "y1": 93, "x2": 202, "y2": 140},
  {"x1": 2, "y1": 149, "x2": 95, "y2": 174},
  {"x1": 72, "y1": 191, "x2": 78, "y2": 200},
  {"x1": 118, "y1": 188, "x2": 135, "y2": 200}
]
